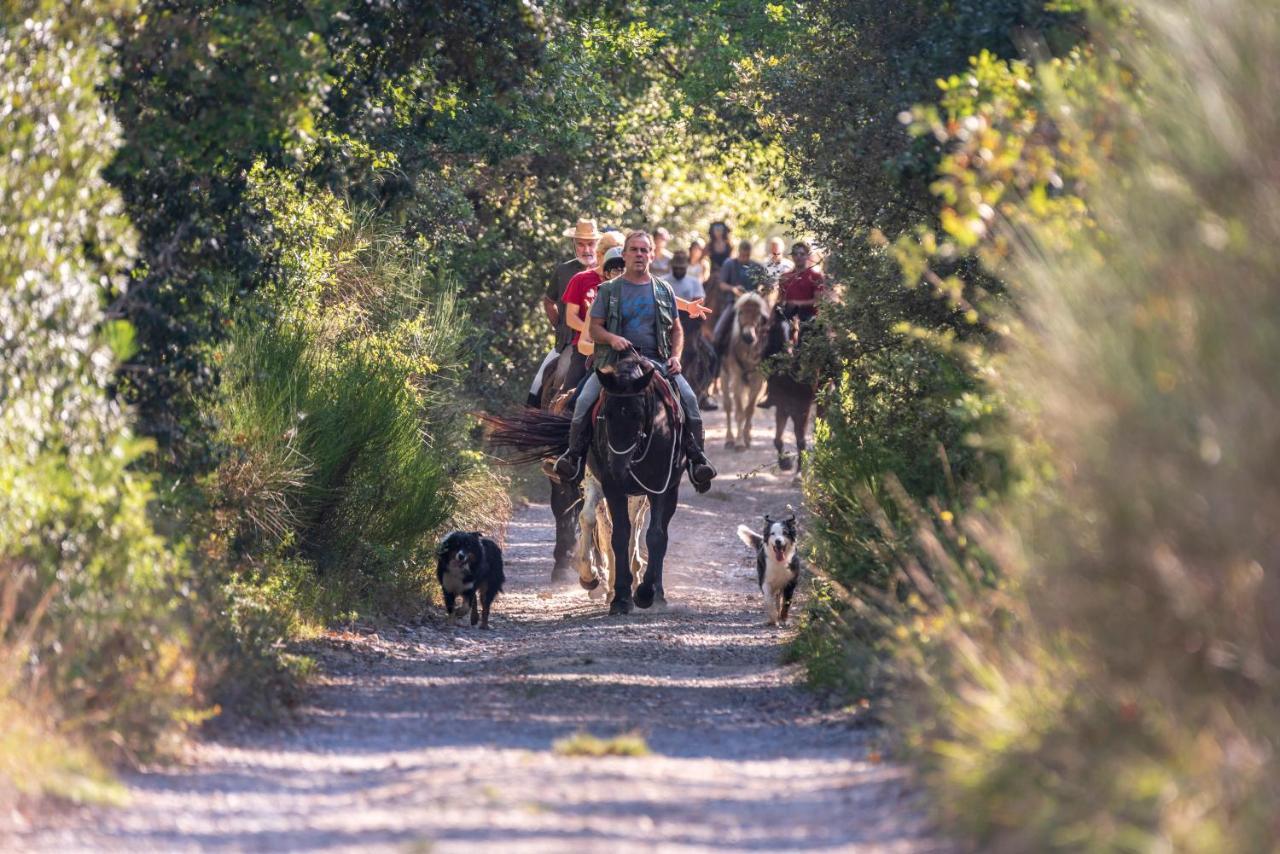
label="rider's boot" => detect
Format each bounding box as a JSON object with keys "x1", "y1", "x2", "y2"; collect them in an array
[
  {"x1": 684, "y1": 420, "x2": 717, "y2": 494},
  {"x1": 552, "y1": 415, "x2": 590, "y2": 484}
]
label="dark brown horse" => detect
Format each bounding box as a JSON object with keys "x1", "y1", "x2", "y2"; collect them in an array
[
  {"x1": 537, "y1": 353, "x2": 579, "y2": 581},
  {"x1": 487, "y1": 351, "x2": 685, "y2": 614},
  {"x1": 763, "y1": 308, "x2": 816, "y2": 472}
]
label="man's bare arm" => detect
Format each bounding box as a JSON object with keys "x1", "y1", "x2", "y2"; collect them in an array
[
  {"x1": 565, "y1": 303, "x2": 588, "y2": 332},
  {"x1": 542, "y1": 296, "x2": 558, "y2": 328},
  {"x1": 590, "y1": 316, "x2": 631, "y2": 351}
]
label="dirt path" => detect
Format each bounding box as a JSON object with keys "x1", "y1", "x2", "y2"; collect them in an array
[{"x1": 14, "y1": 409, "x2": 946, "y2": 853}]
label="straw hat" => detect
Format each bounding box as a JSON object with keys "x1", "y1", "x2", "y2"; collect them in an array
[{"x1": 563, "y1": 218, "x2": 602, "y2": 241}]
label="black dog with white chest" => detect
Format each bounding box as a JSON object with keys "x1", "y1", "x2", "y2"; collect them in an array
[
  {"x1": 435, "y1": 531, "x2": 505, "y2": 629},
  {"x1": 736, "y1": 511, "x2": 800, "y2": 626}
]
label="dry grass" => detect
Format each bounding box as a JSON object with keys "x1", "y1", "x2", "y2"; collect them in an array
[{"x1": 552, "y1": 731, "x2": 651, "y2": 758}]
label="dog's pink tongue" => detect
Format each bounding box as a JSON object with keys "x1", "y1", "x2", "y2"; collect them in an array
[{"x1": 773, "y1": 546, "x2": 786, "y2": 562}]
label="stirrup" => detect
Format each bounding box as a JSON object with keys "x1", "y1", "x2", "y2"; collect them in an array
[{"x1": 552, "y1": 451, "x2": 583, "y2": 482}]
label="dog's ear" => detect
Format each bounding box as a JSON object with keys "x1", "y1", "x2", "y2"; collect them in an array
[{"x1": 764, "y1": 514, "x2": 775, "y2": 525}]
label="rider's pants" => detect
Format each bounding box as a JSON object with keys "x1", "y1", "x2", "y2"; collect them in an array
[
  {"x1": 570, "y1": 359, "x2": 702, "y2": 438},
  {"x1": 528, "y1": 347, "x2": 560, "y2": 397}
]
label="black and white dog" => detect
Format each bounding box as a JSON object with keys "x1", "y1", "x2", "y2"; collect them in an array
[
  {"x1": 435, "y1": 531, "x2": 505, "y2": 629},
  {"x1": 736, "y1": 511, "x2": 801, "y2": 626}
]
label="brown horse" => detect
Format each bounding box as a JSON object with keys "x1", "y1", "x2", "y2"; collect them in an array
[{"x1": 763, "y1": 308, "x2": 816, "y2": 472}]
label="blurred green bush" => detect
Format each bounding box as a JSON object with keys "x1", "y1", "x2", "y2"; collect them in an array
[
  {"x1": 0, "y1": 0, "x2": 192, "y2": 788},
  {"x1": 761, "y1": 0, "x2": 1280, "y2": 848}
]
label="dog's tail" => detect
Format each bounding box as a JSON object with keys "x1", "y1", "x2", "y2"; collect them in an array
[{"x1": 737, "y1": 524, "x2": 763, "y2": 550}]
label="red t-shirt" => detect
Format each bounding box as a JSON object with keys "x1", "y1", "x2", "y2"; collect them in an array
[
  {"x1": 561, "y1": 269, "x2": 604, "y2": 345},
  {"x1": 780, "y1": 267, "x2": 825, "y2": 303}
]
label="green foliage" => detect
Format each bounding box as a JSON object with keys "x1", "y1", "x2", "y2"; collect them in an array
[
  {"x1": 0, "y1": 0, "x2": 192, "y2": 785},
  {"x1": 207, "y1": 171, "x2": 500, "y2": 622},
  {"x1": 766, "y1": 0, "x2": 1280, "y2": 848},
  {"x1": 105, "y1": 0, "x2": 548, "y2": 463}
]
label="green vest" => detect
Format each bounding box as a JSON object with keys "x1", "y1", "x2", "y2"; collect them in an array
[{"x1": 592, "y1": 275, "x2": 678, "y2": 368}]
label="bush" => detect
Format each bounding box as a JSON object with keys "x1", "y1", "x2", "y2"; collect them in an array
[
  {"x1": 786, "y1": 0, "x2": 1280, "y2": 848},
  {"x1": 0, "y1": 0, "x2": 192, "y2": 792},
  {"x1": 204, "y1": 172, "x2": 508, "y2": 636}
]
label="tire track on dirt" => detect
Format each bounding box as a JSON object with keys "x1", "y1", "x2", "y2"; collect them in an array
[{"x1": 12, "y1": 409, "x2": 947, "y2": 853}]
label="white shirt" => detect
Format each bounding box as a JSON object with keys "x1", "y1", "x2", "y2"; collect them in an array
[
  {"x1": 664, "y1": 272, "x2": 705, "y2": 302},
  {"x1": 649, "y1": 249, "x2": 674, "y2": 279},
  {"x1": 763, "y1": 256, "x2": 794, "y2": 287}
]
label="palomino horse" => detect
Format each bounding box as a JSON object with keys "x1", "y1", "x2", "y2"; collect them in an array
[
  {"x1": 487, "y1": 351, "x2": 685, "y2": 614},
  {"x1": 762, "y1": 308, "x2": 817, "y2": 473},
  {"x1": 576, "y1": 473, "x2": 649, "y2": 602},
  {"x1": 719, "y1": 291, "x2": 771, "y2": 450}
]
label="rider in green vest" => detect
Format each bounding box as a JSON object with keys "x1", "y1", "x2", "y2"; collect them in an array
[{"x1": 553, "y1": 231, "x2": 717, "y2": 493}]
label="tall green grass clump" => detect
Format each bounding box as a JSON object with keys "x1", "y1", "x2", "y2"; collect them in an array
[
  {"x1": 827, "y1": 1, "x2": 1280, "y2": 848},
  {"x1": 0, "y1": 0, "x2": 192, "y2": 797},
  {"x1": 201, "y1": 170, "x2": 506, "y2": 670}
]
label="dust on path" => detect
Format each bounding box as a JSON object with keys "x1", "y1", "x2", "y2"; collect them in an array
[{"x1": 12, "y1": 409, "x2": 947, "y2": 853}]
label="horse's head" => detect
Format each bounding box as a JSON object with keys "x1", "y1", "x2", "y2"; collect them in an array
[
  {"x1": 595, "y1": 351, "x2": 656, "y2": 480},
  {"x1": 733, "y1": 292, "x2": 771, "y2": 350},
  {"x1": 765, "y1": 306, "x2": 794, "y2": 359}
]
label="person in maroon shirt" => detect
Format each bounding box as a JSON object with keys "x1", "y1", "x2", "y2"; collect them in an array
[
  {"x1": 778, "y1": 241, "x2": 825, "y2": 322},
  {"x1": 561, "y1": 241, "x2": 625, "y2": 389}
]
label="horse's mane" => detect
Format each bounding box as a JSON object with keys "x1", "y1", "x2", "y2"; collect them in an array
[{"x1": 732, "y1": 290, "x2": 770, "y2": 315}]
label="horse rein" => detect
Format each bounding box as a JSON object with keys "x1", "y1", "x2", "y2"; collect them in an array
[{"x1": 599, "y1": 375, "x2": 683, "y2": 495}]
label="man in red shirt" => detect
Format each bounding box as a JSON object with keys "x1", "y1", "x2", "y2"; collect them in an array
[
  {"x1": 778, "y1": 241, "x2": 825, "y2": 322},
  {"x1": 562, "y1": 241, "x2": 625, "y2": 389}
]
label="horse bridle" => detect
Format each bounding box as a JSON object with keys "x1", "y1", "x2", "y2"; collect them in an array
[{"x1": 598, "y1": 374, "x2": 682, "y2": 495}]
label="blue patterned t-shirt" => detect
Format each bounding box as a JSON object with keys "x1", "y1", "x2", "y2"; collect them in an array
[{"x1": 591, "y1": 280, "x2": 660, "y2": 359}]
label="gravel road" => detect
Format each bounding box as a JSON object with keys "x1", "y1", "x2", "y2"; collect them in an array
[{"x1": 11, "y1": 409, "x2": 948, "y2": 853}]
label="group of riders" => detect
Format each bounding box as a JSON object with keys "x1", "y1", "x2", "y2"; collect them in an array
[{"x1": 526, "y1": 218, "x2": 826, "y2": 494}]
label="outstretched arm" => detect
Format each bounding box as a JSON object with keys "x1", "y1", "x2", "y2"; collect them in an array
[{"x1": 676, "y1": 296, "x2": 712, "y2": 319}]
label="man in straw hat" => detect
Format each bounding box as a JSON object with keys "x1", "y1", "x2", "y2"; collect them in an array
[{"x1": 527, "y1": 218, "x2": 601, "y2": 407}]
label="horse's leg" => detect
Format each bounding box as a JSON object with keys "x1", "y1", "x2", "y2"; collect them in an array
[
  {"x1": 576, "y1": 477, "x2": 603, "y2": 595},
  {"x1": 599, "y1": 491, "x2": 616, "y2": 603},
  {"x1": 549, "y1": 479, "x2": 580, "y2": 582},
  {"x1": 629, "y1": 497, "x2": 649, "y2": 594},
  {"x1": 635, "y1": 487, "x2": 678, "y2": 609},
  {"x1": 741, "y1": 374, "x2": 763, "y2": 449},
  {"x1": 605, "y1": 490, "x2": 634, "y2": 615},
  {"x1": 795, "y1": 397, "x2": 812, "y2": 475},
  {"x1": 732, "y1": 375, "x2": 750, "y2": 450},
  {"x1": 773, "y1": 394, "x2": 790, "y2": 470},
  {"x1": 722, "y1": 366, "x2": 736, "y2": 448}
]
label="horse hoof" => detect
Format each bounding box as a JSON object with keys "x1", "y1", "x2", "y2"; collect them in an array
[
  {"x1": 734, "y1": 444, "x2": 747, "y2": 453},
  {"x1": 723, "y1": 439, "x2": 735, "y2": 449},
  {"x1": 634, "y1": 583, "x2": 655, "y2": 609},
  {"x1": 580, "y1": 575, "x2": 600, "y2": 591},
  {"x1": 778, "y1": 456, "x2": 793, "y2": 472},
  {"x1": 609, "y1": 597, "x2": 633, "y2": 616}
]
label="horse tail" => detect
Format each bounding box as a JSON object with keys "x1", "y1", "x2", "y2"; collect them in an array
[{"x1": 480, "y1": 410, "x2": 572, "y2": 464}]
